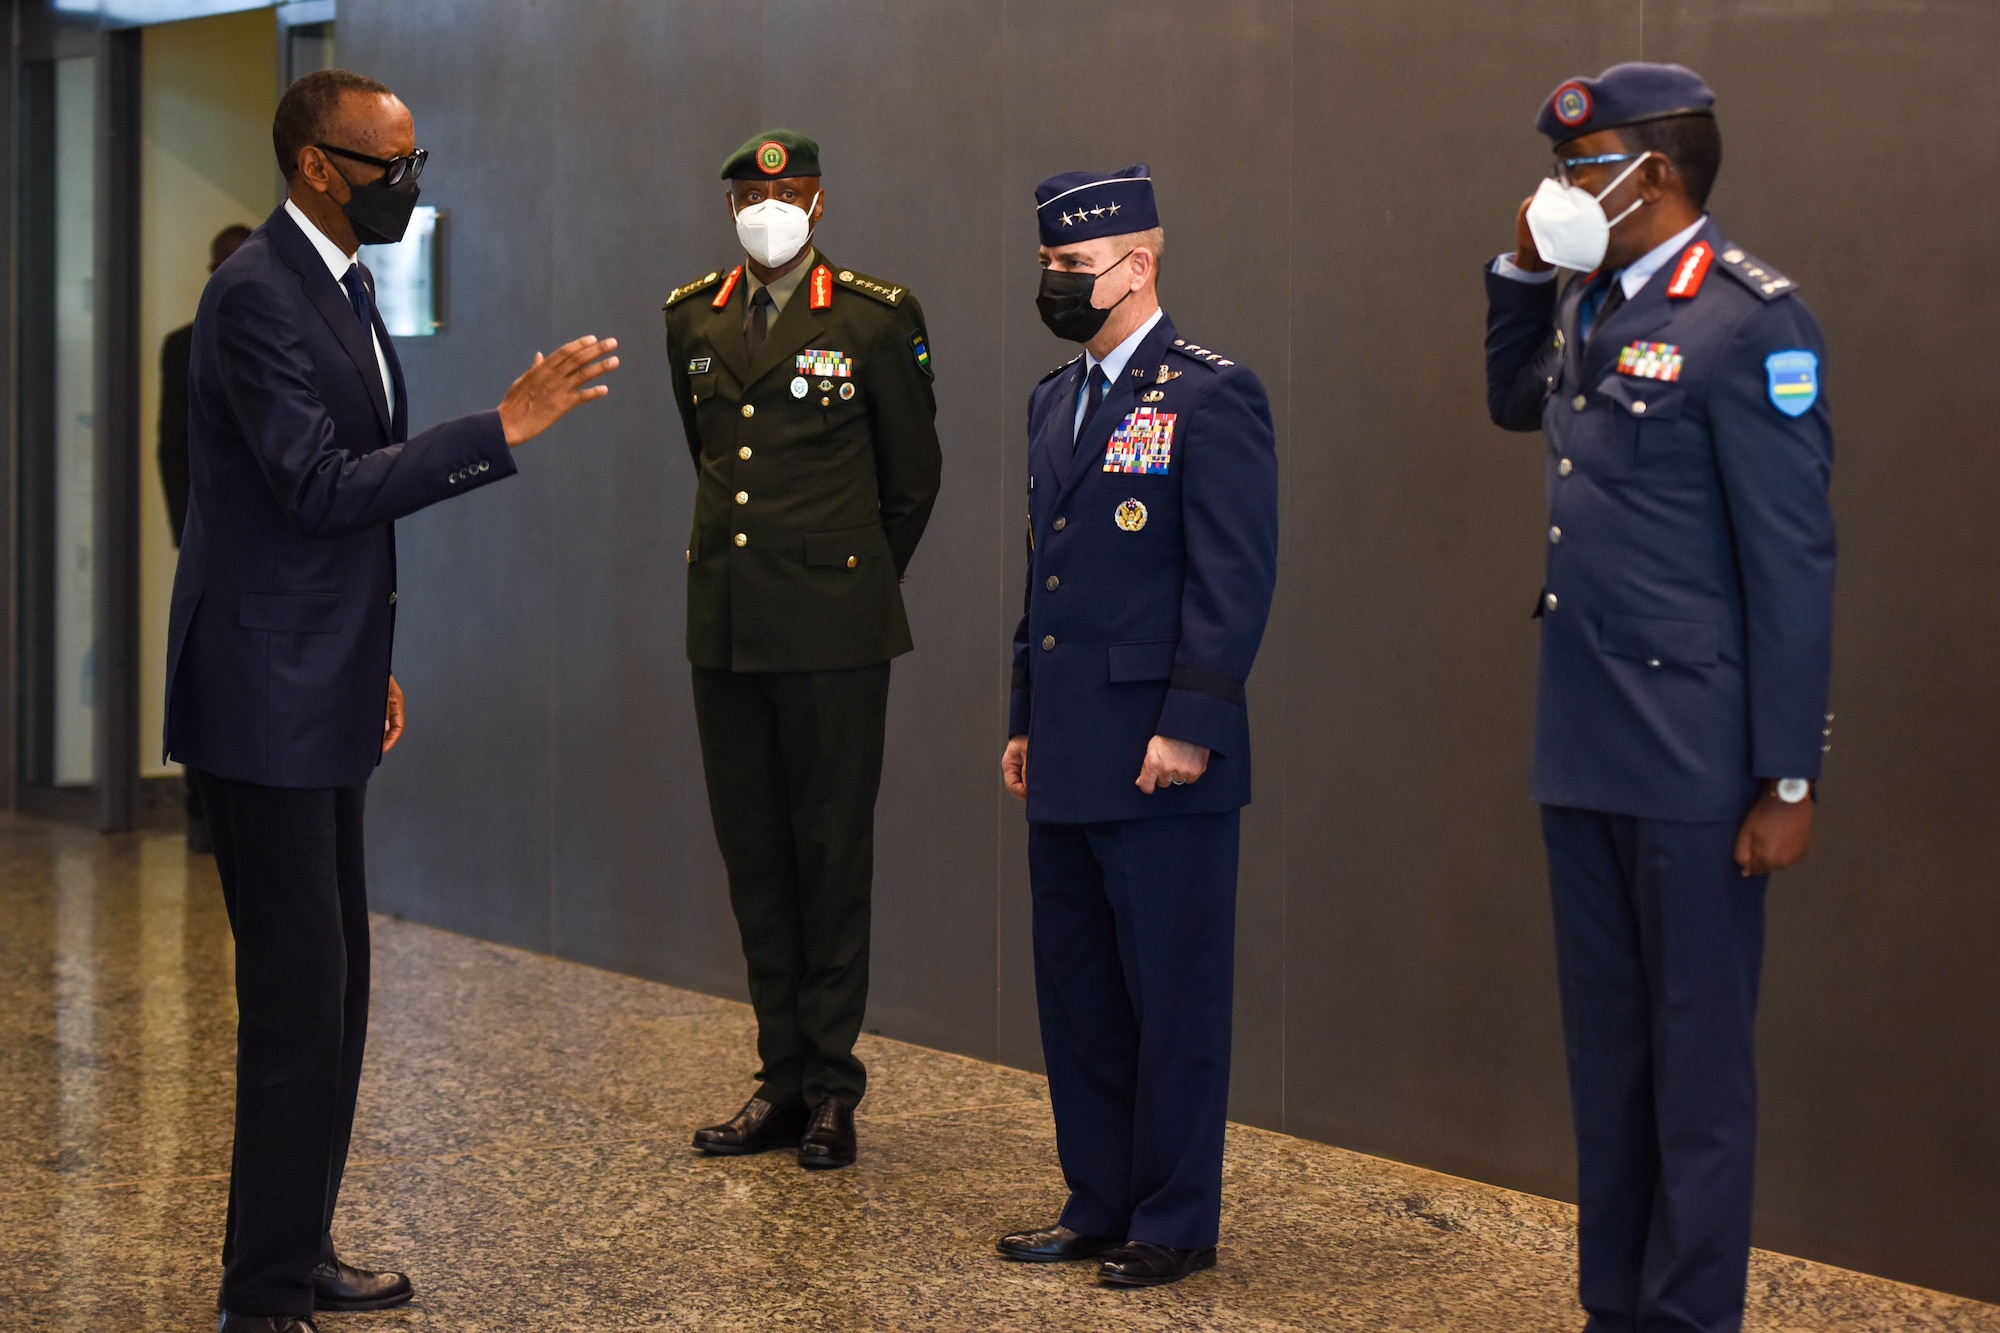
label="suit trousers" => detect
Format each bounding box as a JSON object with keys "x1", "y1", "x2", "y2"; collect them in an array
[
  {"x1": 1541, "y1": 806, "x2": 1768, "y2": 1333},
  {"x1": 194, "y1": 771, "x2": 370, "y2": 1317},
  {"x1": 1028, "y1": 810, "x2": 1240, "y2": 1251},
  {"x1": 691, "y1": 662, "x2": 890, "y2": 1107}
]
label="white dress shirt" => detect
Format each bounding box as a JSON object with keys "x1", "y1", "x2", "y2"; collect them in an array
[
  {"x1": 1075, "y1": 306, "x2": 1165, "y2": 438},
  {"x1": 285, "y1": 197, "x2": 395, "y2": 417}
]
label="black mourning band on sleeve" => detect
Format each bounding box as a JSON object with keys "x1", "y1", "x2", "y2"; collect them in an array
[{"x1": 1169, "y1": 665, "x2": 1244, "y2": 704}]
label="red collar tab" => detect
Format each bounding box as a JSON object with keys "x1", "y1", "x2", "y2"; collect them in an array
[
  {"x1": 711, "y1": 265, "x2": 743, "y2": 310},
  {"x1": 809, "y1": 263, "x2": 834, "y2": 310},
  {"x1": 1665, "y1": 241, "x2": 1714, "y2": 299}
]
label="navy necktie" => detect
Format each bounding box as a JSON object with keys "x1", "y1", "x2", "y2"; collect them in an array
[
  {"x1": 1075, "y1": 364, "x2": 1108, "y2": 450},
  {"x1": 1579, "y1": 274, "x2": 1626, "y2": 345},
  {"x1": 340, "y1": 264, "x2": 375, "y2": 335}
]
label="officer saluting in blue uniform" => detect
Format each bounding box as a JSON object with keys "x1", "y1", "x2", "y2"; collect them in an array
[
  {"x1": 995, "y1": 166, "x2": 1278, "y2": 1288},
  {"x1": 1486, "y1": 64, "x2": 1836, "y2": 1333}
]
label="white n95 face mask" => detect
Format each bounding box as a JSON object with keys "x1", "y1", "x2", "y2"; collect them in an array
[
  {"x1": 733, "y1": 193, "x2": 818, "y2": 268},
  {"x1": 1523, "y1": 152, "x2": 1654, "y2": 271}
]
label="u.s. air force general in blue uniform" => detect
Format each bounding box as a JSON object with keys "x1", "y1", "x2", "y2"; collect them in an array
[
  {"x1": 1485, "y1": 64, "x2": 1835, "y2": 1333},
  {"x1": 1010, "y1": 166, "x2": 1278, "y2": 1261}
]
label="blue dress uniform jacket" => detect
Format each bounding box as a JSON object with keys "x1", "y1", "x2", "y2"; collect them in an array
[
  {"x1": 165, "y1": 204, "x2": 514, "y2": 789},
  {"x1": 1010, "y1": 314, "x2": 1278, "y2": 824},
  {"x1": 1485, "y1": 217, "x2": 1836, "y2": 821}
]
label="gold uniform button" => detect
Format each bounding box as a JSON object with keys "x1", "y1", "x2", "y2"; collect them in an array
[
  {"x1": 735, "y1": 491, "x2": 749, "y2": 505},
  {"x1": 846, "y1": 556, "x2": 858, "y2": 568},
  {"x1": 1559, "y1": 458, "x2": 1573, "y2": 477},
  {"x1": 738, "y1": 446, "x2": 752, "y2": 460},
  {"x1": 685, "y1": 549, "x2": 693, "y2": 564},
  {"x1": 821, "y1": 396, "x2": 831, "y2": 406},
  {"x1": 1572, "y1": 394, "x2": 1587, "y2": 411},
  {"x1": 734, "y1": 533, "x2": 748, "y2": 547},
  {"x1": 1053, "y1": 516, "x2": 1067, "y2": 531},
  {"x1": 1549, "y1": 526, "x2": 1562, "y2": 544},
  {"x1": 1046, "y1": 575, "x2": 1060, "y2": 591},
  {"x1": 741, "y1": 404, "x2": 755, "y2": 419},
  {"x1": 1041, "y1": 635, "x2": 1056, "y2": 651}
]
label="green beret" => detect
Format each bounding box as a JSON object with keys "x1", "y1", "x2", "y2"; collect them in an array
[{"x1": 719, "y1": 129, "x2": 821, "y2": 181}]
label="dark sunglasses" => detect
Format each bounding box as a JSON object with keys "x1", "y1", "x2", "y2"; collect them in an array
[{"x1": 316, "y1": 143, "x2": 428, "y2": 188}]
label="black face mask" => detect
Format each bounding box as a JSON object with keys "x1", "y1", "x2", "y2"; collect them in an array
[
  {"x1": 336, "y1": 165, "x2": 422, "y2": 246},
  {"x1": 1036, "y1": 250, "x2": 1135, "y2": 342}
]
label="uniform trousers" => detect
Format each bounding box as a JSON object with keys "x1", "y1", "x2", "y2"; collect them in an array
[
  {"x1": 691, "y1": 662, "x2": 890, "y2": 1108},
  {"x1": 1028, "y1": 809, "x2": 1240, "y2": 1251},
  {"x1": 1541, "y1": 806, "x2": 1769, "y2": 1333},
  {"x1": 194, "y1": 771, "x2": 370, "y2": 1317}
]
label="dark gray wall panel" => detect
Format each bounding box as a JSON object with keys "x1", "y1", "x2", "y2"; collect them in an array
[{"x1": 338, "y1": 0, "x2": 2000, "y2": 1301}]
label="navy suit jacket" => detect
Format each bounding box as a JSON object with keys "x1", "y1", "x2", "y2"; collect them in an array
[
  {"x1": 1485, "y1": 217, "x2": 1836, "y2": 822},
  {"x1": 1010, "y1": 313, "x2": 1279, "y2": 825},
  {"x1": 165, "y1": 204, "x2": 515, "y2": 789}
]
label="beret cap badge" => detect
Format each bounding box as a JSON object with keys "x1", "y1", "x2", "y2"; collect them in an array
[
  {"x1": 1553, "y1": 82, "x2": 1592, "y2": 127},
  {"x1": 756, "y1": 140, "x2": 788, "y2": 175}
]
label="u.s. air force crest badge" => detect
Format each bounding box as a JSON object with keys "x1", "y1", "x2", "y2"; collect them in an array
[{"x1": 1115, "y1": 498, "x2": 1148, "y2": 532}]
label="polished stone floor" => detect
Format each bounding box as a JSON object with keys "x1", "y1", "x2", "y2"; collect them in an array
[{"x1": 3, "y1": 812, "x2": 1996, "y2": 1332}]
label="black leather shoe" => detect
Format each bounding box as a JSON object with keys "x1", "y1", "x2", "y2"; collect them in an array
[
  {"x1": 311, "y1": 1256, "x2": 412, "y2": 1311},
  {"x1": 693, "y1": 1096, "x2": 808, "y2": 1155},
  {"x1": 218, "y1": 1315, "x2": 317, "y2": 1332},
  {"x1": 796, "y1": 1098, "x2": 857, "y2": 1169},
  {"x1": 996, "y1": 1224, "x2": 1123, "y2": 1263},
  {"x1": 1098, "y1": 1240, "x2": 1218, "y2": 1287}
]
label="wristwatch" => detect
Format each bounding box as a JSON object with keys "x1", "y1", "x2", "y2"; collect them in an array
[{"x1": 1773, "y1": 777, "x2": 1811, "y2": 804}]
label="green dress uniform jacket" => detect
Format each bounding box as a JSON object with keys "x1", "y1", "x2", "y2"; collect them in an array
[{"x1": 664, "y1": 256, "x2": 942, "y2": 671}]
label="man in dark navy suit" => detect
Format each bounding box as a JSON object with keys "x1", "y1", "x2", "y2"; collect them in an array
[
  {"x1": 166, "y1": 69, "x2": 618, "y2": 1332},
  {"x1": 995, "y1": 166, "x2": 1278, "y2": 1288},
  {"x1": 1485, "y1": 63, "x2": 1836, "y2": 1333}
]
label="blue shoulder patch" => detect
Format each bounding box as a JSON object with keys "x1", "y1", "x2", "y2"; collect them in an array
[{"x1": 1765, "y1": 349, "x2": 1819, "y2": 417}]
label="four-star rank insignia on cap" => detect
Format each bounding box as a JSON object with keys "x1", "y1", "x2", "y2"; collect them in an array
[
  {"x1": 1617, "y1": 341, "x2": 1683, "y2": 382},
  {"x1": 1104, "y1": 406, "x2": 1177, "y2": 476},
  {"x1": 1765, "y1": 350, "x2": 1819, "y2": 416}
]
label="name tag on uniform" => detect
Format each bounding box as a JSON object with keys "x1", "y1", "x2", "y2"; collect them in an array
[
  {"x1": 1104, "y1": 406, "x2": 1177, "y2": 476},
  {"x1": 687, "y1": 357, "x2": 711, "y2": 374},
  {"x1": 1616, "y1": 341, "x2": 1683, "y2": 382}
]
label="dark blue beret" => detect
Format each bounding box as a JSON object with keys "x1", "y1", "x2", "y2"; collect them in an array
[
  {"x1": 1536, "y1": 62, "x2": 1716, "y2": 143},
  {"x1": 1035, "y1": 164, "x2": 1158, "y2": 247}
]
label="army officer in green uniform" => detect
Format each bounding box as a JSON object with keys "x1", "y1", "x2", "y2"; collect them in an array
[{"x1": 663, "y1": 130, "x2": 942, "y2": 1169}]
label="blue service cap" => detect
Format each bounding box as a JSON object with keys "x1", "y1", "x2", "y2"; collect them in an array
[
  {"x1": 1536, "y1": 62, "x2": 1716, "y2": 143},
  {"x1": 1035, "y1": 164, "x2": 1157, "y2": 247}
]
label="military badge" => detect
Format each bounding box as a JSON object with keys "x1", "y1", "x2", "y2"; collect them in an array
[
  {"x1": 839, "y1": 383, "x2": 855, "y2": 401},
  {"x1": 756, "y1": 139, "x2": 788, "y2": 175},
  {"x1": 687, "y1": 357, "x2": 711, "y2": 374},
  {"x1": 1103, "y1": 406, "x2": 1177, "y2": 476},
  {"x1": 1115, "y1": 499, "x2": 1149, "y2": 532},
  {"x1": 1765, "y1": 350, "x2": 1819, "y2": 417},
  {"x1": 711, "y1": 265, "x2": 743, "y2": 310},
  {"x1": 791, "y1": 376, "x2": 809, "y2": 398},
  {"x1": 1155, "y1": 365, "x2": 1181, "y2": 384},
  {"x1": 910, "y1": 329, "x2": 933, "y2": 379},
  {"x1": 1552, "y1": 81, "x2": 1592, "y2": 127},
  {"x1": 798, "y1": 349, "x2": 854, "y2": 378},
  {"x1": 1617, "y1": 341, "x2": 1684, "y2": 382},
  {"x1": 1142, "y1": 389, "x2": 1165, "y2": 403},
  {"x1": 809, "y1": 264, "x2": 834, "y2": 310},
  {"x1": 1665, "y1": 241, "x2": 1714, "y2": 299}
]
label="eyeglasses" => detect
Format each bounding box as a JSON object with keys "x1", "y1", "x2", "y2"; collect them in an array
[
  {"x1": 1550, "y1": 152, "x2": 1633, "y2": 186},
  {"x1": 316, "y1": 143, "x2": 428, "y2": 188}
]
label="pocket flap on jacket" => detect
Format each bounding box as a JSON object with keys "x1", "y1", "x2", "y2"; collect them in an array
[
  {"x1": 1595, "y1": 374, "x2": 1687, "y2": 422},
  {"x1": 239, "y1": 592, "x2": 343, "y2": 634},
  {"x1": 1600, "y1": 614, "x2": 1717, "y2": 666},
  {"x1": 1107, "y1": 640, "x2": 1177, "y2": 682},
  {"x1": 804, "y1": 525, "x2": 883, "y2": 567}
]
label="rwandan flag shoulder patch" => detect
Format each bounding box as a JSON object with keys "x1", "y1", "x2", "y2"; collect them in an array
[{"x1": 1765, "y1": 349, "x2": 1819, "y2": 417}]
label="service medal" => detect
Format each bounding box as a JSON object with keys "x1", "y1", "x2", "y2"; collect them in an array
[
  {"x1": 839, "y1": 382, "x2": 855, "y2": 400},
  {"x1": 1115, "y1": 498, "x2": 1148, "y2": 532},
  {"x1": 790, "y1": 376, "x2": 809, "y2": 398}
]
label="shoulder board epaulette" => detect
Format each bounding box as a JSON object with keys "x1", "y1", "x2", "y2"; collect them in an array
[
  {"x1": 1167, "y1": 337, "x2": 1237, "y2": 371},
  {"x1": 832, "y1": 267, "x2": 907, "y2": 307},
  {"x1": 1712, "y1": 245, "x2": 1799, "y2": 301},
  {"x1": 664, "y1": 269, "x2": 726, "y2": 308},
  {"x1": 1038, "y1": 355, "x2": 1082, "y2": 385}
]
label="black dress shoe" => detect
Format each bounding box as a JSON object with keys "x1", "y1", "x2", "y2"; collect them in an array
[
  {"x1": 796, "y1": 1098, "x2": 857, "y2": 1169},
  {"x1": 693, "y1": 1096, "x2": 808, "y2": 1155},
  {"x1": 1098, "y1": 1240, "x2": 1218, "y2": 1287},
  {"x1": 996, "y1": 1224, "x2": 1123, "y2": 1263},
  {"x1": 218, "y1": 1315, "x2": 317, "y2": 1332},
  {"x1": 312, "y1": 1256, "x2": 412, "y2": 1311}
]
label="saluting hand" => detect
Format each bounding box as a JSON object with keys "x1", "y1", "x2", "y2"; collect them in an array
[
  {"x1": 1513, "y1": 196, "x2": 1553, "y2": 274},
  {"x1": 498, "y1": 334, "x2": 621, "y2": 446},
  {"x1": 1137, "y1": 735, "x2": 1209, "y2": 794}
]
